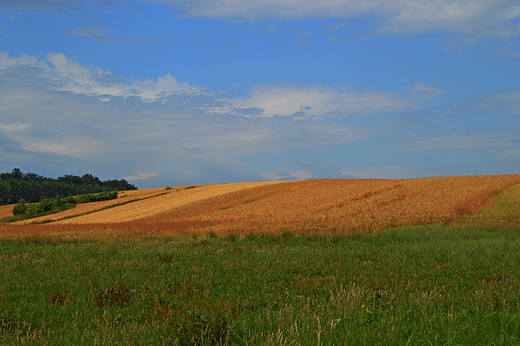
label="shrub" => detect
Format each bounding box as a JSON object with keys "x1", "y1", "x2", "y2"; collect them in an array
[
  {"x1": 11, "y1": 199, "x2": 27, "y2": 215},
  {"x1": 39, "y1": 198, "x2": 53, "y2": 212},
  {"x1": 25, "y1": 203, "x2": 43, "y2": 218}
]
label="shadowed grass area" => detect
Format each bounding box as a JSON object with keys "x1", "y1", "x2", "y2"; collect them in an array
[{"x1": 0, "y1": 225, "x2": 519, "y2": 345}]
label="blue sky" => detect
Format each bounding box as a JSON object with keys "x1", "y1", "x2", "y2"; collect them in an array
[{"x1": 0, "y1": 0, "x2": 519, "y2": 188}]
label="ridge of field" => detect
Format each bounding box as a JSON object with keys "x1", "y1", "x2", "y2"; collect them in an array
[
  {"x1": 50, "y1": 181, "x2": 282, "y2": 224},
  {"x1": 144, "y1": 174, "x2": 520, "y2": 234},
  {"x1": 10, "y1": 187, "x2": 168, "y2": 225}
]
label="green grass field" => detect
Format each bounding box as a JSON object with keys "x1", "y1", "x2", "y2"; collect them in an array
[
  {"x1": 1, "y1": 185, "x2": 520, "y2": 345},
  {"x1": 1, "y1": 225, "x2": 519, "y2": 345}
]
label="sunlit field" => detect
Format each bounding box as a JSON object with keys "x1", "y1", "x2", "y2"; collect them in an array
[
  {"x1": 1, "y1": 175, "x2": 519, "y2": 240},
  {"x1": 1, "y1": 175, "x2": 520, "y2": 345}
]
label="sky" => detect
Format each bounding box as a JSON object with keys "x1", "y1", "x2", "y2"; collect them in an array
[{"x1": 0, "y1": 0, "x2": 519, "y2": 188}]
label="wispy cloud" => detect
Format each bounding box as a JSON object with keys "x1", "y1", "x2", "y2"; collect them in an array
[
  {"x1": 405, "y1": 82, "x2": 445, "y2": 100},
  {"x1": 1, "y1": 51, "x2": 519, "y2": 186},
  {"x1": 251, "y1": 24, "x2": 280, "y2": 34},
  {"x1": 0, "y1": 52, "x2": 371, "y2": 185},
  {"x1": 217, "y1": 84, "x2": 411, "y2": 118},
  {"x1": 40, "y1": 52, "x2": 202, "y2": 102},
  {"x1": 0, "y1": 0, "x2": 84, "y2": 12},
  {"x1": 340, "y1": 165, "x2": 416, "y2": 179},
  {"x1": 400, "y1": 132, "x2": 515, "y2": 151},
  {"x1": 0, "y1": 122, "x2": 31, "y2": 132},
  {"x1": 66, "y1": 25, "x2": 162, "y2": 44},
  {"x1": 155, "y1": 0, "x2": 520, "y2": 40}
]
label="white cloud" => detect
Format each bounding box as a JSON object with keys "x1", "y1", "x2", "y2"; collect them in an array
[
  {"x1": 401, "y1": 132, "x2": 514, "y2": 151},
  {"x1": 67, "y1": 25, "x2": 109, "y2": 38},
  {"x1": 340, "y1": 165, "x2": 415, "y2": 179},
  {"x1": 0, "y1": 52, "x2": 202, "y2": 102},
  {"x1": 66, "y1": 25, "x2": 162, "y2": 44},
  {"x1": 0, "y1": 122, "x2": 31, "y2": 132},
  {"x1": 0, "y1": 52, "x2": 48, "y2": 69},
  {"x1": 215, "y1": 84, "x2": 410, "y2": 118},
  {"x1": 2, "y1": 51, "x2": 518, "y2": 187},
  {"x1": 20, "y1": 136, "x2": 105, "y2": 159},
  {"x1": 0, "y1": 52, "x2": 371, "y2": 185},
  {"x1": 405, "y1": 82, "x2": 445, "y2": 100},
  {"x1": 477, "y1": 88, "x2": 520, "y2": 116},
  {"x1": 258, "y1": 170, "x2": 312, "y2": 181},
  {"x1": 153, "y1": 0, "x2": 520, "y2": 39},
  {"x1": 124, "y1": 171, "x2": 160, "y2": 180},
  {"x1": 0, "y1": 0, "x2": 120, "y2": 12},
  {"x1": 45, "y1": 53, "x2": 202, "y2": 102}
]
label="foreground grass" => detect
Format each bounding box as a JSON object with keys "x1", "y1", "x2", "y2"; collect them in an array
[{"x1": 0, "y1": 225, "x2": 519, "y2": 345}]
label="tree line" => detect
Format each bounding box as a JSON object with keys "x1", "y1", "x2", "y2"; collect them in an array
[{"x1": 0, "y1": 168, "x2": 137, "y2": 205}]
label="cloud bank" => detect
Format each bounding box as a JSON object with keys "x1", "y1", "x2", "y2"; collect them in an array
[
  {"x1": 155, "y1": 0, "x2": 520, "y2": 39},
  {"x1": 0, "y1": 52, "x2": 378, "y2": 186},
  {"x1": 4, "y1": 1, "x2": 520, "y2": 41},
  {"x1": 1, "y1": 51, "x2": 518, "y2": 186}
]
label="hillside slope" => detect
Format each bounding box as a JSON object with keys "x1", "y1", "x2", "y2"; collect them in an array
[
  {"x1": 2, "y1": 175, "x2": 519, "y2": 239},
  {"x1": 144, "y1": 175, "x2": 520, "y2": 233}
]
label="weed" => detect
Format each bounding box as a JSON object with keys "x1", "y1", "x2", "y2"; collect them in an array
[
  {"x1": 0, "y1": 312, "x2": 31, "y2": 339},
  {"x1": 159, "y1": 253, "x2": 175, "y2": 263},
  {"x1": 48, "y1": 285, "x2": 72, "y2": 305},
  {"x1": 0, "y1": 315, "x2": 20, "y2": 337},
  {"x1": 224, "y1": 234, "x2": 238, "y2": 242},
  {"x1": 89, "y1": 277, "x2": 136, "y2": 308},
  {"x1": 148, "y1": 298, "x2": 239, "y2": 345}
]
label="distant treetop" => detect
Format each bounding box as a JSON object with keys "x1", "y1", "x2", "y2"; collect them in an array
[{"x1": 0, "y1": 168, "x2": 137, "y2": 205}]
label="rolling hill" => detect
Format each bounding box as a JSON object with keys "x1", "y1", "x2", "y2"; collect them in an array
[{"x1": 1, "y1": 174, "x2": 519, "y2": 240}]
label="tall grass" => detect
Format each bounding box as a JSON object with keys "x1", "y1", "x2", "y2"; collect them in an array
[{"x1": 0, "y1": 225, "x2": 519, "y2": 345}]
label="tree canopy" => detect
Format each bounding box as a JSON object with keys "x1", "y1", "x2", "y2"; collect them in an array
[{"x1": 0, "y1": 168, "x2": 137, "y2": 205}]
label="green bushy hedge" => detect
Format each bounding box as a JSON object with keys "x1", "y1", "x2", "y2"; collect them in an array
[{"x1": 12, "y1": 191, "x2": 119, "y2": 218}]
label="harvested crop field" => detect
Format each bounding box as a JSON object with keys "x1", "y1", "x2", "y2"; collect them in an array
[
  {"x1": 1, "y1": 174, "x2": 519, "y2": 240},
  {"x1": 0, "y1": 204, "x2": 15, "y2": 220},
  {"x1": 147, "y1": 174, "x2": 520, "y2": 233}
]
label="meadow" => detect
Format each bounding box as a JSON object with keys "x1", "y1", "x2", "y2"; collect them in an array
[{"x1": 0, "y1": 175, "x2": 519, "y2": 345}]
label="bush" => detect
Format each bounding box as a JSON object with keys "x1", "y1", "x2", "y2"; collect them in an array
[
  {"x1": 9, "y1": 191, "x2": 117, "y2": 219},
  {"x1": 25, "y1": 203, "x2": 43, "y2": 218},
  {"x1": 12, "y1": 199, "x2": 27, "y2": 215}
]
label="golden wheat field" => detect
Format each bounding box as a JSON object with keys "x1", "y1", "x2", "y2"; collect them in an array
[
  {"x1": 146, "y1": 174, "x2": 520, "y2": 233},
  {"x1": 1, "y1": 174, "x2": 519, "y2": 240},
  {"x1": 0, "y1": 204, "x2": 14, "y2": 220}
]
